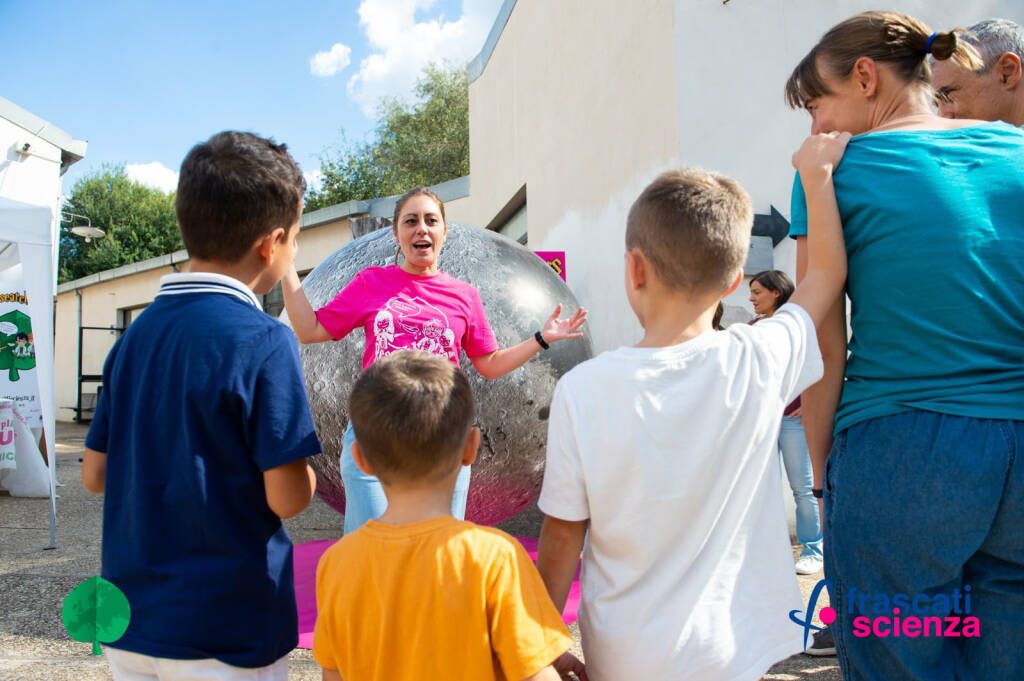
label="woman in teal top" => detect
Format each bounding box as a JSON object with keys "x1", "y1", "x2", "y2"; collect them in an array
[{"x1": 786, "y1": 11, "x2": 1024, "y2": 681}]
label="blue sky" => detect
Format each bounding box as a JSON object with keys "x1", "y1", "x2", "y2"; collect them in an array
[{"x1": 1, "y1": 0, "x2": 503, "y2": 195}]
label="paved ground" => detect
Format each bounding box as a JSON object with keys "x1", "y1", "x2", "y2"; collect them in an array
[{"x1": 1, "y1": 422, "x2": 840, "y2": 680}]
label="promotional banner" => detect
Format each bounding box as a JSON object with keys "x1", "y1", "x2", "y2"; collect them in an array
[
  {"x1": 0, "y1": 267, "x2": 41, "y2": 428},
  {"x1": 0, "y1": 409, "x2": 14, "y2": 471},
  {"x1": 534, "y1": 251, "x2": 566, "y2": 282}
]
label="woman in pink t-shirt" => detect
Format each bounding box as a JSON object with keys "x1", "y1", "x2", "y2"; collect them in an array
[{"x1": 282, "y1": 186, "x2": 587, "y2": 533}]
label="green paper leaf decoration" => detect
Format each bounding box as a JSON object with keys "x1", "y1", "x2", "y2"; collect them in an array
[{"x1": 62, "y1": 576, "x2": 131, "y2": 655}]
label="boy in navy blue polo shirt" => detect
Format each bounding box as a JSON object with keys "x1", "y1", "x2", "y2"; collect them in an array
[{"x1": 82, "y1": 131, "x2": 321, "y2": 681}]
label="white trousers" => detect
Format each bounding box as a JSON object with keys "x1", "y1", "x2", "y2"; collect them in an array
[{"x1": 105, "y1": 648, "x2": 288, "y2": 681}]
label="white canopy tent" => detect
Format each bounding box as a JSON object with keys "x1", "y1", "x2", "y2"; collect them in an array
[{"x1": 0, "y1": 196, "x2": 58, "y2": 548}]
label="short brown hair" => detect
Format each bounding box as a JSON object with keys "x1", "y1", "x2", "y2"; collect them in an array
[
  {"x1": 176, "y1": 131, "x2": 306, "y2": 263},
  {"x1": 348, "y1": 351, "x2": 474, "y2": 483},
  {"x1": 626, "y1": 168, "x2": 752, "y2": 293},
  {"x1": 786, "y1": 11, "x2": 981, "y2": 109}
]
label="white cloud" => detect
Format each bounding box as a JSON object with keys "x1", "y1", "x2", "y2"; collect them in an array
[
  {"x1": 310, "y1": 42, "x2": 353, "y2": 77},
  {"x1": 126, "y1": 162, "x2": 178, "y2": 194},
  {"x1": 346, "y1": 0, "x2": 504, "y2": 116},
  {"x1": 303, "y1": 169, "x2": 324, "y2": 194}
]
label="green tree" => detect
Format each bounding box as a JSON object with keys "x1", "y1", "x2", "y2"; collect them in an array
[
  {"x1": 59, "y1": 165, "x2": 182, "y2": 283},
  {"x1": 305, "y1": 63, "x2": 469, "y2": 212}
]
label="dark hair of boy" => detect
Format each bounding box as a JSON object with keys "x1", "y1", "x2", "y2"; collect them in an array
[
  {"x1": 348, "y1": 350, "x2": 474, "y2": 483},
  {"x1": 625, "y1": 168, "x2": 752, "y2": 293},
  {"x1": 175, "y1": 131, "x2": 307, "y2": 263}
]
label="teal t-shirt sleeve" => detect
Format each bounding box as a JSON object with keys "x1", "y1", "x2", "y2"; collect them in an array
[{"x1": 789, "y1": 171, "x2": 808, "y2": 238}]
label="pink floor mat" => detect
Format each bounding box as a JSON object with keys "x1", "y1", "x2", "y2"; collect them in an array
[{"x1": 293, "y1": 536, "x2": 581, "y2": 649}]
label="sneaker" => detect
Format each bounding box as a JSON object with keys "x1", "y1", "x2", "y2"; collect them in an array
[
  {"x1": 805, "y1": 627, "x2": 837, "y2": 656},
  {"x1": 795, "y1": 555, "x2": 823, "y2": 575}
]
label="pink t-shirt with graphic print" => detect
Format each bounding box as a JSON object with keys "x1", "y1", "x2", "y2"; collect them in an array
[{"x1": 315, "y1": 266, "x2": 500, "y2": 370}]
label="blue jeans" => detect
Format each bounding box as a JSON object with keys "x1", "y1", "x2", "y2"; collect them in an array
[
  {"x1": 339, "y1": 422, "x2": 472, "y2": 535},
  {"x1": 780, "y1": 415, "x2": 823, "y2": 560},
  {"x1": 824, "y1": 411, "x2": 1024, "y2": 681}
]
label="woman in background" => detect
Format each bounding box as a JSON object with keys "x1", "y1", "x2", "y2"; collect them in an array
[{"x1": 749, "y1": 270, "x2": 823, "y2": 575}]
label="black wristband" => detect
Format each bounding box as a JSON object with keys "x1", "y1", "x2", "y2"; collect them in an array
[
  {"x1": 534, "y1": 330, "x2": 550, "y2": 350},
  {"x1": 812, "y1": 488, "x2": 824, "y2": 499}
]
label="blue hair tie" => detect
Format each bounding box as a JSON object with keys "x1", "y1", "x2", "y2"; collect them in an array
[{"x1": 925, "y1": 32, "x2": 938, "y2": 54}]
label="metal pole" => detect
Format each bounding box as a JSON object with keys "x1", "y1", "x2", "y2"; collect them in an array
[{"x1": 75, "y1": 291, "x2": 82, "y2": 422}]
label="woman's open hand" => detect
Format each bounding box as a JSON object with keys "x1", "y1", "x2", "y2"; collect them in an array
[
  {"x1": 541, "y1": 304, "x2": 588, "y2": 344},
  {"x1": 792, "y1": 131, "x2": 852, "y2": 182}
]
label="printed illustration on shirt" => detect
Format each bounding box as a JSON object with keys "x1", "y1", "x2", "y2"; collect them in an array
[{"x1": 374, "y1": 294, "x2": 457, "y2": 362}]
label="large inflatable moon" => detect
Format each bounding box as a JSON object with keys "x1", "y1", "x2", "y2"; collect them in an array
[{"x1": 293, "y1": 223, "x2": 594, "y2": 526}]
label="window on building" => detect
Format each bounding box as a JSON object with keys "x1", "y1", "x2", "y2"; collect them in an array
[
  {"x1": 119, "y1": 305, "x2": 147, "y2": 329},
  {"x1": 497, "y1": 204, "x2": 528, "y2": 245},
  {"x1": 489, "y1": 185, "x2": 528, "y2": 245}
]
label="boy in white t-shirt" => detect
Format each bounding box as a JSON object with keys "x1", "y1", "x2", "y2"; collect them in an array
[{"x1": 536, "y1": 135, "x2": 850, "y2": 681}]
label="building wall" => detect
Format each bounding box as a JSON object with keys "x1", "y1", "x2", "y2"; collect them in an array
[
  {"x1": 464, "y1": 0, "x2": 1024, "y2": 351},
  {"x1": 295, "y1": 218, "x2": 353, "y2": 273},
  {"x1": 464, "y1": 0, "x2": 681, "y2": 350},
  {"x1": 55, "y1": 264, "x2": 175, "y2": 421}
]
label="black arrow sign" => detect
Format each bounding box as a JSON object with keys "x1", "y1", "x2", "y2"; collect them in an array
[{"x1": 752, "y1": 205, "x2": 790, "y2": 247}]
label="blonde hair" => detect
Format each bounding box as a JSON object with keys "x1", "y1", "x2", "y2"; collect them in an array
[
  {"x1": 785, "y1": 11, "x2": 982, "y2": 109},
  {"x1": 626, "y1": 168, "x2": 752, "y2": 293}
]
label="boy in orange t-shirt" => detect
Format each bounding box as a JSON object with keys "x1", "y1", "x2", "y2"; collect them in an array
[{"x1": 313, "y1": 350, "x2": 582, "y2": 681}]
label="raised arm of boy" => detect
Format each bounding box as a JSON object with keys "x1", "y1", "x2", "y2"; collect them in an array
[
  {"x1": 788, "y1": 131, "x2": 851, "y2": 493},
  {"x1": 787, "y1": 131, "x2": 850, "y2": 326}
]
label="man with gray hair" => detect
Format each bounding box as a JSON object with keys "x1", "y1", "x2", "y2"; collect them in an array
[{"x1": 932, "y1": 18, "x2": 1024, "y2": 126}]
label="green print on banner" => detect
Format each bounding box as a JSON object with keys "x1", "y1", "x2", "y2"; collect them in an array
[
  {"x1": 0, "y1": 309, "x2": 35, "y2": 381},
  {"x1": 62, "y1": 577, "x2": 131, "y2": 655}
]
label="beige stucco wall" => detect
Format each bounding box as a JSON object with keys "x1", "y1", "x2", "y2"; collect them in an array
[
  {"x1": 441, "y1": 195, "x2": 473, "y2": 225},
  {"x1": 465, "y1": 0, "x2": 681, "y2": 238},
  {"x1": 464, "y1": 0, "x2": 681, "y2": 350},
  {"x1": 55, "y1": 263, "x2": 179, "y2": 421},
  {"x1": 295, "y1": 217, "x2": 353, "y2": 273}
]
